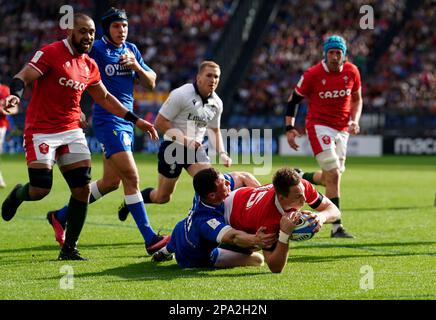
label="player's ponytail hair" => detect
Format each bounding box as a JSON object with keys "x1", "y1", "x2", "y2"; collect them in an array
[
  {"x1": 193, "y1": 168, "x2": 220, "y2": 200},
  {"x1": 273, "y1": 168, "x2": 301, "y2": 197}
]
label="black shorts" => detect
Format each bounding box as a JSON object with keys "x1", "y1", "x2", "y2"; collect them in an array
[{"x1": 158, "y1": 141, "x2": 210, "y2": 178}]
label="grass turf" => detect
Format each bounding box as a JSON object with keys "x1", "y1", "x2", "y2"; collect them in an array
[{"x1": 0, "y1": 154, "x2": 434, "y2": 300}]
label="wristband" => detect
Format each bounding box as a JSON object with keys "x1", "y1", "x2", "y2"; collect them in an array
[
  {"x1": 278, "y1": 230, "x2": 290, "y2": 244},
  {"x1": 9, "y1": 78, "x2": 25, "y2": 99},
  {"x1": 219, "y1": 151, "x2": 228, "y2": 157},
  {"x1": 124, "y1": 111, "x2": 139, "y2": 124},
  {"x1": 285, "y1": 124, "x2": 295, "y2": 132}
]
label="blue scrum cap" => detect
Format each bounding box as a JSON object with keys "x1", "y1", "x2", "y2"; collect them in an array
[
  {"x1": 101, "y1": 7, "x2": 128, "y2": 40},
  {"x1": 323, "y1": 35, "x2": 347, "y2": 59}
]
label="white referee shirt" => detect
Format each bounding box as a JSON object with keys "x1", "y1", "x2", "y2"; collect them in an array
[{"x1": 159, "y1": 83, "x2": 223, "y2": 143}]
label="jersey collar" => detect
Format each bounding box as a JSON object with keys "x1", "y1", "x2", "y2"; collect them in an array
[
  {"x1": 63, "y1": 39, "x2": 84, "y2": 57},
  {"x1": 321, "y1": 60, "x2": 344, "y2": 73},
  {"x1": 193, "y1": 82, "x2": 211, "y2": 104},
  {"x1": 274, "y1": 195, "x2": 286, "y2": 216},
  {"x1": 102, "y1": 36, "x2": 125, "y2": 50},
  {"x1": 199, "y1": 200, "x2": 224, "y2": 214},
  {"x1": 274, "y1": 194, "x2": 297, "y2": 216}
]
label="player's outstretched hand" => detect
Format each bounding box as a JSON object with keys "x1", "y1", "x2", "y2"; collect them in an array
[
  {"x1": 301, "y1": 210, "x2": 326, "y2": 233},
  {"x1": 3, "y1": 95, "x2": 20, "y2": 114},
  {"x1": 280, "y1": 211, "x2": 301, "y2": 235},
  {"x1": 286, "y1": 129, "x2": 300, "y2": 151},
  {"x1": 136, "y1": 119, "x2": 159, "y2": 140},
  {"x1": 254, "y1": 226, "x2": 277, "y2": 249}
]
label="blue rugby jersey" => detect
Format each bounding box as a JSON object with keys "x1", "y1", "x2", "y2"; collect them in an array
[
  {"x1": 169, "y1": 173, "x2": 236, "y2": 267},
  {"x1": 170, "y1": 200, "x2": 230, "y2": 268},
  {"x1": 90, "y1": 37, "x2": 153, "y2": 129},
  {"x1": 190, "y1": 173, "x2": 235, "y2": 213}
]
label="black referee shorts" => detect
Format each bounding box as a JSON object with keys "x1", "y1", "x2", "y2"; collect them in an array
[{"x1": 157, "y1": 141, "x2": 210, "y2": 178}]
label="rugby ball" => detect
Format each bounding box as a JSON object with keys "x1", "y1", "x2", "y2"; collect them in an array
[{"x1": 290, "y1": 213, "x2": 317, "y2": 241}]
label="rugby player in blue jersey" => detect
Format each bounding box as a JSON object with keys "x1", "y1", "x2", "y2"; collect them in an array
[
  {"x1": 152, "y1": 168, "x2": 278, "y2": 268},
  {"x1": 46, "y1": 8, "x2": 170, "y2": 255}
]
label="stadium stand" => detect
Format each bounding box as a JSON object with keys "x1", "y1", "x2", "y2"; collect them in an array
[{"x1": 0, "y1": 0, "x2": 434, "y2": 151}]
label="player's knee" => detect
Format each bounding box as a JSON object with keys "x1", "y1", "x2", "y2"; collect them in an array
[
  {"x1": 250, "y1": 253, "x2": 264, "y2": 266},
  {"x1": 71, "y1": 184, "x2": 91, "y2": 201},
  {"x1": 28, "y1": 168, "x2": 53, "y2": 190},
  {"x1": 104, "y1": 179, "x2": 121, "y2": 193},
  {"x1": 324, "y1": 168, "x2": 340, "y2": 185},
  {"x1": 29, "y1": 187, "x2": 51, "y2": 200},
  {"x1": 316, "y1": 150, "x2": 340, "y2": 172},
  {"x1": 63, "y1": 167, "x2": 91, "y2": 189},
  {"x1": 154, "y1": 193, "x2": 172, "y2": 204},
  {"x1": 338, "y1": 157, "x2": 346, "y2": 173},
  {"x1": 121, "y1": 172, "x2": 139, "y2": 190}
]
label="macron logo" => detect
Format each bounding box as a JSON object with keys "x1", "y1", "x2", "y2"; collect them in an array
[{"x1": 58, "y1": 77, "x2": 86, "y2": 91}]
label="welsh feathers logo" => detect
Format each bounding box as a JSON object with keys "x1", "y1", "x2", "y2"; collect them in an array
[
  {"x1": 38, "y1": 143, "x2": 49, "y2": 154},
  {"x1": 322, "y1": 135, "x2": 331, "y2": 145}
]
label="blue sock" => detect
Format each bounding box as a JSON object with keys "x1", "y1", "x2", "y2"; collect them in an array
[
  {"x1": 125, "y1": 193, "x2": 156, "y2": 246},
  {"x1": 56, "y1": 205, "x2": 69, "y2": 224}
]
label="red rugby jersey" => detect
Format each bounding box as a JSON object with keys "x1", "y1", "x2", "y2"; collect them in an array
[
  {"x1": 229, "y1": 179, "x2": 320, "y2": 234},
  {"x1": 295, "y1": 61, "x2": 361, "y2": 132},
  {"x1": 25, "y1": 39, "x2": 101, "y2": 135},
  {"x1": 0, "y1": 84, "x2": 10, "y2": 128}
]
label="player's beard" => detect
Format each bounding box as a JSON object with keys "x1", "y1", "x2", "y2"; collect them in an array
[{"x1": 71, "y1": 33, "x2": 93, "y2": 54}]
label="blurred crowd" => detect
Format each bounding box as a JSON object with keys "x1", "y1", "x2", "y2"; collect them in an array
[
  {"x1": 0, "y1": 0, "x2": 233, "y2": 151},
  {"x1": 0, "y1": 0, "x2": 434, "y2": 146},
  {"x1": 230, "y1": 0, "x2": 432, "y2": 130},
  {"x1": 367, "y1": 0, "x2": 436, "y2": 114}
]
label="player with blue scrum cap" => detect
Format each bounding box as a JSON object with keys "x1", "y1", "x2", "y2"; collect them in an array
[
  {"x1": 285, "y1": 34, "x2": 362, "y2": 238},
  {"x1": 117, "y1": 60, "x2": 234, "y2": 220},
  {"x1": 46, "y1": 7, "x2": 170, "y2": 255},
  {"x1": 323, "y1": 35, "x2": 347, "y2": 62}
]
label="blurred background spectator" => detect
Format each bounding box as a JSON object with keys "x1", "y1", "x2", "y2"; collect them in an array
[{"x1": 0, "y1": 0, "x2": 434, "y2": 152}]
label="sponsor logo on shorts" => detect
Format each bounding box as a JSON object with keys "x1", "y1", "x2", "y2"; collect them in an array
[
  {"x1": 39, "y1": 143, "x2": 49, "y2": 154},
  {"x1": 322, "y1": 135, "x2": 331, "y2": 145},
  {"x1": 122, "y1": 133, "x2": 131, "y2": 146},
  {"x1": 169, "y1": 163, "x2": 177, "y2": 175}
]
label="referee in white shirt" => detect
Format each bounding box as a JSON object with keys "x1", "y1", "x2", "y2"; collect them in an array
[{"x1": 118, "y1": 61, "x2": 232, "y2": 219}]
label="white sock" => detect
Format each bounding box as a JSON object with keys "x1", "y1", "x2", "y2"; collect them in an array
[
  {"x1": 160, "y1": 246, "x2": 170, "y2": 255},
  {"x1": 90, "y1": 181, "x2": 103, "y2": 200},
  {"x1": 332, "y1": 223, "x2": 342, "y2": 233}
]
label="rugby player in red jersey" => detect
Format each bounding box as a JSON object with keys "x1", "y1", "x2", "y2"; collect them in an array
[
  {"x1": 0, "y1": 83, "x2": 18, "y2": 188},
  {"x1": 1, "y1": 13, "x2": 158, "y2": 260},
  {"x1": 224, "y1": 168, "x2": 340, "y2": 273},
  {"x1": 285, "y1": 35, "x2": 362, "y2": 238}
]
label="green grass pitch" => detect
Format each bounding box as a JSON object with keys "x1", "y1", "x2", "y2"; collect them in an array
[{"x1": 0, "y1": 153, "x2": 434, "y2": 300}]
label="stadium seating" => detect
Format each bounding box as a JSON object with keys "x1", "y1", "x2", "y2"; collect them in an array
[{"x1": 0, "y1": 0, "x2": 434, "y2": 152}]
